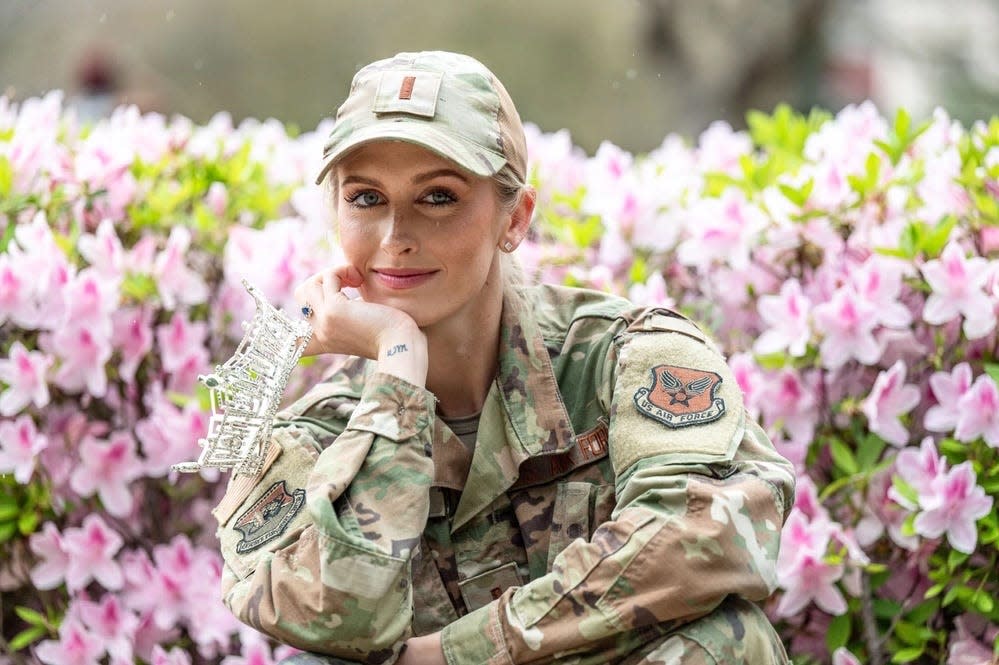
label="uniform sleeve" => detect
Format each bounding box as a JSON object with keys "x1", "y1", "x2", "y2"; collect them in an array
[
  {"x1": 216, "y1": 372, "x2": 436, "y2": 664},
  {"x1": 440, "y1": 327, "x2": 796, "y2": 665}
]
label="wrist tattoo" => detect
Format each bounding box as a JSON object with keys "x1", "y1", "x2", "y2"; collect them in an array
[{"x1": 386, "y1": 344, "x2": 408, "y2": 357}]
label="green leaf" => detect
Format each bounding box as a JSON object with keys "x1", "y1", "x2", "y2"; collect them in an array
[
  {"x1": 0, "y1": 155, "x2": 12, "y2": 197},
  {"x1": 8, "y1": 625, "x2": 47, "y2": 651},
  {"x1": 15, "y1": 606, "x2": 48, "y2": 627},
  {"x1": 922, "y1": 216, "x2": 956, "y2": 256},
  {"x1": 121, "y1": 273, "x2": 159, "y2": 302},
  {"x1": 17, "y1": 510, "x2": 38, "y2": 535},
  {"x1": 895, "y1": 620, "x2": 933, "y2": 645},
  {"x1": 826, "y1": 613, "x2": 851, "y2": 651},
  {"x1": 985, "y1": 363, "x2": 999, "y2": 386},
  {"x1": 830, "y1": 437, "x2": 859, "y2": 475},
  {"x1": 891, "y1": 646, "x2": 925, "y2": 663},
  {"x1": 0, "y1": 520, "x2": 17, "y2": 543},
  {"x1": 857, "y1": 434, "x2": 888, "y2": 470},
  {"x1": 891, "y1": 475, "x2": 919, "y2": 506},
  {"x1": 947, "y1": 549, "x2": 969, "y2": 571},
  {"x1": 924, "y1": 582, "x2": 946, "y2": 599},
  {"x1": 0, "y1": 496, "x2": 19, "y2": 522},
  {"x1": 974, "y1": 591, "x2": 995, "y2": 613},
  {"x1": 907, "y1": 597, "x2": 940, "y2": 623}
]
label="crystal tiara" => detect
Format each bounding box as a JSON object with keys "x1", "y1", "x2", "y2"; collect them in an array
[{"x1": 172, "y1": 280, "x2": 312, "y2": 476}]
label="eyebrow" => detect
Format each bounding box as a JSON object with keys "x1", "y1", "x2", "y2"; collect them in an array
[
  {"x1": 340, "y1": 168, "x2": 470, "y2": 188},
  {"x1": 411, "y1": 168, "x2": 469, "y2": 184}
]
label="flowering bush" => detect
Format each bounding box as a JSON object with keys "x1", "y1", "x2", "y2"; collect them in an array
[{"x1": 0, "y1": 91, "x2": 997, "y2": 664}]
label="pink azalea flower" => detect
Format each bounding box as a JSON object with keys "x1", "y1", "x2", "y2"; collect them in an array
[
  {"x1": 62, "y1": 514, "x2": 124, "y2": 591},
  {"x1": 0, "y1": 341, "x2": 52, "y2": 415},
  {"x1": 921, "y1": 241, "x2": 996, "y2": 340},
  {"x1": 891, "y1": 437, "x2": 946, "y2": 509},
  {"x1": 947, "y1": 614, "x2": 998, "y2": 665},
  {"x1": 857, "y1": 468, "x2": 918, "y2": 550},
  {"x1": 850, "y1": 257, "x2": 912, "y2": 329},
  {"x1": 34, "y1": 618, "x2": 105, "y2": 665},
  {"x1": 832, "y1": 647, "x2": 863, "y2": 665},
  {"x1": 524, "y1": 125, "x2": 586, "y2": 208},
  {"x1": 28, "y1": 521, "x2": 69, "y2": 589},
  {"x1": 155, "y1": 311, "x2": 210, "y2": 391},
  {"x1": 678, "y1": 188, "x2": 767, "y2": 270},
  {"x1": 135, "y1": 391, "x2": 208, "y2": 476},
  {"x1": 111, "y1": 307, "x2": 154, "y2": 383},
  {"x1": 221, "y1": 640, "x2": 275, "y2": 665},
  {"x1": 149, "y1": 645, "x2": 193, "y2": 665},
  {"x1": 627, "y1": 272, "x2": 674, "y2": 308},
  {"x1": 755, "y1": 279, "x2": 812, "y2": 357},
  {"x1": 48, "y1": 323, "x2": 113, "y2": 398},
  {"x1": 862, "y1": 360, "x2": 921, "y2": 446},
  {"x1": 0, "y1": 415, "x2": 48, "y2": 483},
  {"x1": 149, "y1": 535, "x2": 218, "y2": 630},
  {"x1": 77, "y1": 594, "x2": 139, "y2": 664},
  {"x1": 925, "y1": 363, "x2": 975, "y2": 433},
  {"x1": 61, "y1": 267, "x2": 119, "y2": 332},
  {"x1": 696, "y1": 120, "x2": 752, "y2": 176},
  {"x1": 759, "y1": 368, "x2": 819, "y2": 448},
  {"x1": 914, "y1": 462, "x2": 994, "y2": 554},
  {"x1": 154, "y1": 226, "x2": 209, "y2": 309},
  {"x1": 70, "y1": 432, "x2": 144, "y2": 517},
  {"x1": 812, "y1": 285, "x2": 882, "y2": 369},
  {"x1": 204, "y1": 182, "x2": 229, "y2": 217},
  {"x1": 77, "y1": 219, "x2": 126, "y2": 278},
  {"x1": 728, "y1": 352, "x2": 763, "y2": 419},
  {"x1": 954, "y1": 375, "x2": 999, "y2": 448}
]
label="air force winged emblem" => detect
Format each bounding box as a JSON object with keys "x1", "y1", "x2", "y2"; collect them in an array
[{"x1": 634, "y1": 364, "x2": 725, "y2": 428}]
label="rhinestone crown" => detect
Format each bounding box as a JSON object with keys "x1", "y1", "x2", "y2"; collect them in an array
[{"x1": 172, "y1": 280, "x2": 312, "y2": 476}]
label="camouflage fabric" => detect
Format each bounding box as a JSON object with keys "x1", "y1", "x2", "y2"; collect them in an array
[
  {"x1": 315, "y1": 51, "x2": 528, "y2": 186},
  {"x1": 215, "y1": 283, "x2": 796, "y2": 664}
]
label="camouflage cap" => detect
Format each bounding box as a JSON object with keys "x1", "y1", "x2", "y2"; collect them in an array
[{"x1": 315, "y1": 51, "x2": 527, "y2": 186}]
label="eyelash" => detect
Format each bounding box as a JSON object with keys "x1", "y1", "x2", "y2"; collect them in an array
[{"x1": 343, "y1": 188, "x2": 458, "y2": 209}]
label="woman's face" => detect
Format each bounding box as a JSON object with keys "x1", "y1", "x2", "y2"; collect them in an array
[{"x1": 333, "y1": 141, "x2": 511, "y2": 329}]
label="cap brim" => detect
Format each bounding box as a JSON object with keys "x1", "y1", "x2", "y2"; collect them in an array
[{"x1": 314, "y1": 121, "x2": 507, "y2": 185}]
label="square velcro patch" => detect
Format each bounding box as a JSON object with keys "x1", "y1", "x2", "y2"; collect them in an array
[{"x1": 373, "y1": 70, "x2": 443, "y2": 117}]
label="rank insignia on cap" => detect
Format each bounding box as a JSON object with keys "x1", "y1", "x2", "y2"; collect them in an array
[
  {"x1": 633, "y1": 364, "x2": 725, "y2": 428},
  {"x1": 232, "y1": 480, "x2": 305, "y2": 554}
]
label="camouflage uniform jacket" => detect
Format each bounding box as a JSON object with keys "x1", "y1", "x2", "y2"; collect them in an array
[{"x1": 213, "y1": 283, "x2": 796, "y2": 664}]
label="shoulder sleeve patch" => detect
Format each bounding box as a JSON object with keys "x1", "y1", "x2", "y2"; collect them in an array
[{"x1": 609, "y1": 331, "x2": 744, "y2": 475}]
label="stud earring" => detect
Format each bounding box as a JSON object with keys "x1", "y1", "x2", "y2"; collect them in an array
[{"x1": 503, "y1": 240, "x2": 514, "y2": 252}]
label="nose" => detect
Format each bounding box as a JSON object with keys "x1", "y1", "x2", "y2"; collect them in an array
[{"x1": 380, "y1": 209, "x2": 417, "y2": 256}]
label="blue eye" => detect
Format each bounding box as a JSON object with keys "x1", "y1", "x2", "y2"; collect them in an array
[
  {"x1": 422, "y1": 189, "x2": 457, "y2": 206},
  {"x1": 346, "y1": 191, "x2": 383, "y2": 208}
]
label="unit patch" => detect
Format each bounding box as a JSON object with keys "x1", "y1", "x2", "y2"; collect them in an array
[
  {"x1": 232, "y1": 480, "x2": 306, "y2": 554},
  {"x1": 634, "y1": 364, "x2": 725, "y2": 428}
]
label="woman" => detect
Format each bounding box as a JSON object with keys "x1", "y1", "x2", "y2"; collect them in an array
[{"x1": 212, "y1": 51, "x2": 795, "y2": 664}]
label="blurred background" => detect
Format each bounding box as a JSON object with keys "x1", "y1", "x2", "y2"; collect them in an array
[{"x1": 1, "y1": 0, "x2": 997, "y2": 154}]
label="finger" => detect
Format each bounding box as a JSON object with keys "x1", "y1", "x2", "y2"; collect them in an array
[
  {"x1": 334, "y1": 264, "x2": 364, "y2": 289},
  {"x1": 321, "y1": 268, "x2": 343, "y2": 304}
]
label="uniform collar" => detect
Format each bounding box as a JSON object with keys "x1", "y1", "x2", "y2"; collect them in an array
[{"x1": 451, "y1": 284, "x2": 576, "y2": 531}]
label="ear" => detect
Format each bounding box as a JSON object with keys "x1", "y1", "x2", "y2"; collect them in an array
[{"x1": 502, "y1": 186, "x2": 536, "y2": 249}]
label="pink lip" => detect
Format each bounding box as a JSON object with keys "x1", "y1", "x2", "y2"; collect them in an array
[{"x1": 372, "y1": 268, "x2": 439, "y2": 290}]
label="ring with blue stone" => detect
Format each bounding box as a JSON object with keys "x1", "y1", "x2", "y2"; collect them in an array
[{"x1": 301, "y1": 304, "x2": 314, "y2": 319}]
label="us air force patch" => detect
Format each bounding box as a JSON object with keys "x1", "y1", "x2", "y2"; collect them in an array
[
  {"x1": 233, "y1": 480, "x2": 306, "y2": 554},
  {"x1": 609, "y1": 326, "x2": 744, "y2": 475},
  {"x1": 634, "y1": 365, "x2": 725, "y2": 428}
]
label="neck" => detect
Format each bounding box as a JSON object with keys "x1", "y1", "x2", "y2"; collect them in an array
[{"x1": 424, "y1": 267, "x2": 506, "y2": 419}]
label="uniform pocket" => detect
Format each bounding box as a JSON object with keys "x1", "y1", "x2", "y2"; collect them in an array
[
  {"x1": 458, "y1": 560, "x2": 523, "y2": 611},
  {"x1": 546, "y1": 481, "x2": 595, "y2": 568}
]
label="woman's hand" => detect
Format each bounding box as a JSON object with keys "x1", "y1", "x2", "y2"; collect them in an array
[
  {"x1": 294, "y1": 265, "x2": 428, "y2": 386},
  {"x1": 396, "y1": 632, "x2": 446, "y2": 665}
]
